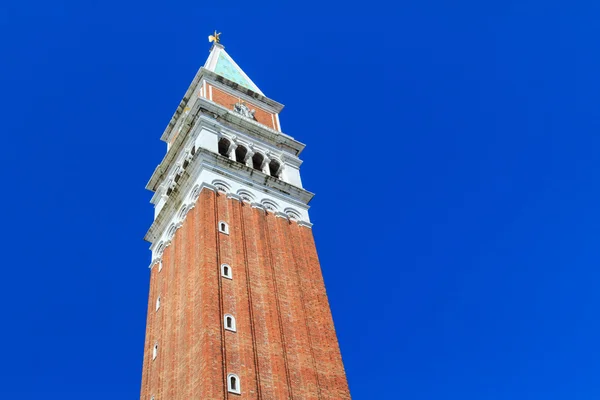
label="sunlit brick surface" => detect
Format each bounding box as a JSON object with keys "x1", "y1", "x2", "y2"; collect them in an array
[
  {"x1": 209, "y1": 85, "x2": 279, "y2": 131},
  {"x1": 140, "y1": 190, "x2": 350, "y2": 399}
]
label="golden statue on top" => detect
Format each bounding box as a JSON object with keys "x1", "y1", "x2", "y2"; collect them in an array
[{"x1": 208, "y1": 31, "x2": 221, "y2": 44}]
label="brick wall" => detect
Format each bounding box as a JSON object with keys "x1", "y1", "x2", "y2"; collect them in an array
[
  {"x1": 140, "y1": 189, "x2": 350, "y2": 399},
  {"x1": 209, "y1": 85, "x2": 279, "y2": 131}
]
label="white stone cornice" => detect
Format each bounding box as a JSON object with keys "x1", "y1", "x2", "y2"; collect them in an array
[
  {"x1": 281, "y1": 152, "x2": 303, "y2": 168},
  {"x1": 145, "y1": 153, "x2": 313, "y2": 241},
  {"x1": 297, "y1": 220, "x2": 313, "y2": 229},
  {"x1": 203, "y1": 70, "x2": 281, "y2": 110},
  {"x1": 148, "y1": 122, "x2": 311, "y2": 209},
  {"x1": 159, "y1": 66, "x2": 285, "y2": 143},
  {"x1": 148, "y1": 112, "x2": 305, "y2": 194},
  {"x1": 274, "y1": 211, "x2": 289, "y2": 220},
  {"x1": 227, "y1": 193, "x2": 242, "y2": 202},
  {"x1": 147, "y1": 178, "x2": 313, "y2": 266}
]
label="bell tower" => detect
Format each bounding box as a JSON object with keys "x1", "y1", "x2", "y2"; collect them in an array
[{"x1": 140, "y1": 35, "x2": 351, "y2": 399}]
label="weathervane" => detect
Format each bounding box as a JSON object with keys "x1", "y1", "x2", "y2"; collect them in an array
[{"x1": 208, "y1": 30, "x2": 221, "y2": 44}]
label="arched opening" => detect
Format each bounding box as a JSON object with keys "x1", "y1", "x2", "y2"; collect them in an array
[
  {"x1": 235, "y1": 146, "x2": 248, "y2": 164},
  {"x1": 218, "y1": 137, "x2": 231, "y2": 157},
  {"x1": 153, "y1": 343, "x2": 158, "y2": 360},
  {"x1": 156, "y1": 296, "x2": 161, "y2": 311},
  {"x1": 221, "y1": 264, "x2": 232, "y2": 279},
  {"x1": 268, "y1": 159, "x2": 281, "y2": 178},
  {"x1": 224, "y1": 314, "x2": 236, "y2": 332},
  {"x1": 252, "y1": 152, "x2": 264, "y2": 171},
  {"x1": 219, "y1": 221, "x2": 229, "y2": 234},
  {"x1": 227, "y1": 374, "x2": 240, "y2": 394}
]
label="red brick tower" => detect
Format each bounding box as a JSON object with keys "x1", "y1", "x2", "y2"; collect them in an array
[{"x1": 140, "y1": 36, "x2": 351, "y2": 399}]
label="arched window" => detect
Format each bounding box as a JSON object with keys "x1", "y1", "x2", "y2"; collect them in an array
[
  {"x1": 155, "y1": 296, "x2": 161, "y2": 311},
  {"x1": 218, "y1": 221, "x2": 229, "y2": 235},
  {"x1": 153, "y1": 343, "x2": 158, "y2": 360},
  {"x1": 224, "y1": 314, "x2": 236, "y2": 332},
  {"x1": 227, "y1": 373, "x2": 241, "y2": 394},
  {"x1": 252, "y1": 152, "x2": 264, "y2": 171},
  {"x1": 268, "y1": 159, "x2": 281, "y2": 178},
  {"x1": 235, "y1": 145, "x2": 248, "y2": 164},
  {"x1": 221, "y1": 264, "x2": 232, "y2": 279},
  {"x1": 218, "y1": 137, "x2": 231, "y2": 157}
]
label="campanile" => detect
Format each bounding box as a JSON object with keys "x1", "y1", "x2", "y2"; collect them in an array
[{"x1": 140, "y1": 34, "x2": 351, "y2": 399}]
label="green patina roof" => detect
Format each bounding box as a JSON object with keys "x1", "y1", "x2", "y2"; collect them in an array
[{"x1": 214, "y1": 52, "x2": 257, "y2": 92}]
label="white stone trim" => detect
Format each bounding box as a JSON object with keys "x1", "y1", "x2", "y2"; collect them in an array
[
  {"x1": 236, "y1": 189, "x2": 254, "y2": 202},
  {"x1": 148, "y1": 176, "x2": 310, "y2": 263},
  {"x1": 151, "y1": 117, "x2": 301, "y2": 205},
  {"x1": 275, "y1": 113, "x2": 281, "y2": 132},
  {"x1": 275, "y1": 211, "x2": 289, "y2": 220},
  {"x1": 214, "y1": 131, "x2": 288, "y2": 178},
  {"x1": 158, "y1": 65, "x2": 285, "y2": 144},
  {"x1": 224, "y1": 314, "x2": 236, "y2": 332},
  {"x1": 227, "y1": 373, "x2": 241, "y2": 394},
  {"x1": 208, "y1": 79, "x2": 277, "y2": 114},
  {"x1": 251, "y1": 202, "x2": 266, "y2": 211},
  {"x1": 218, "y1": 221, "x2": 229, "y2": 235},
  {"x1": 146, "y1": 121, "x2": 314, "y2": 265},
  {"x1": 297, "y1": 220, "x2": 313, "y2": 229},
  {"x1": 261, "y1": 199, "x2": 280, "y2": 212},
  {"x1": 148, "y1": 187, "x2": 310, "y2": 266},
  {"x1": 212, "y1": 179, "x2": 231, "y2": 193},
  {"x1": 166, "y1": 224, "x2": 176, "y2": 240},
  {"x1": 221, "y1": 264, "x2": 233, "y2": 279},
  {"x1": 284, "y1": 207, "x2": 302, "y2": 221},
  {"x1": 151, "y1": 105, "x2": 305, "y2": 194},
  {"x1": 226, "y1": 192, "x2": 242, "y2": 202}
]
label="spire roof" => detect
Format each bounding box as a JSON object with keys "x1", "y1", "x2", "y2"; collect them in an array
[{"x1": 204, "y1": 43, "x2": 264, "y2": 95}]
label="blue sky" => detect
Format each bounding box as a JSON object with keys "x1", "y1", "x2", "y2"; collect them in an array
[{"x1": 2, "y1": 0, "x2": 600, "y2": 398}]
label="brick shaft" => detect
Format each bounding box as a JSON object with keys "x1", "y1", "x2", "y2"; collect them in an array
[{"x1": 140, "y1": 190, "x2": 350, "y2": 399}]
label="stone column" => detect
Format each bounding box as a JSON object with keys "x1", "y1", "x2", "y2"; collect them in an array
[
  {"x1": 245, "y1": 150, "x2": 254, "y2": 168},
  {"x1": 227, "y1": 143, "x2": 237, "y2": 161},
  {"x1": 262, "y1": 157, "x2": 271, "y2": 175}
]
